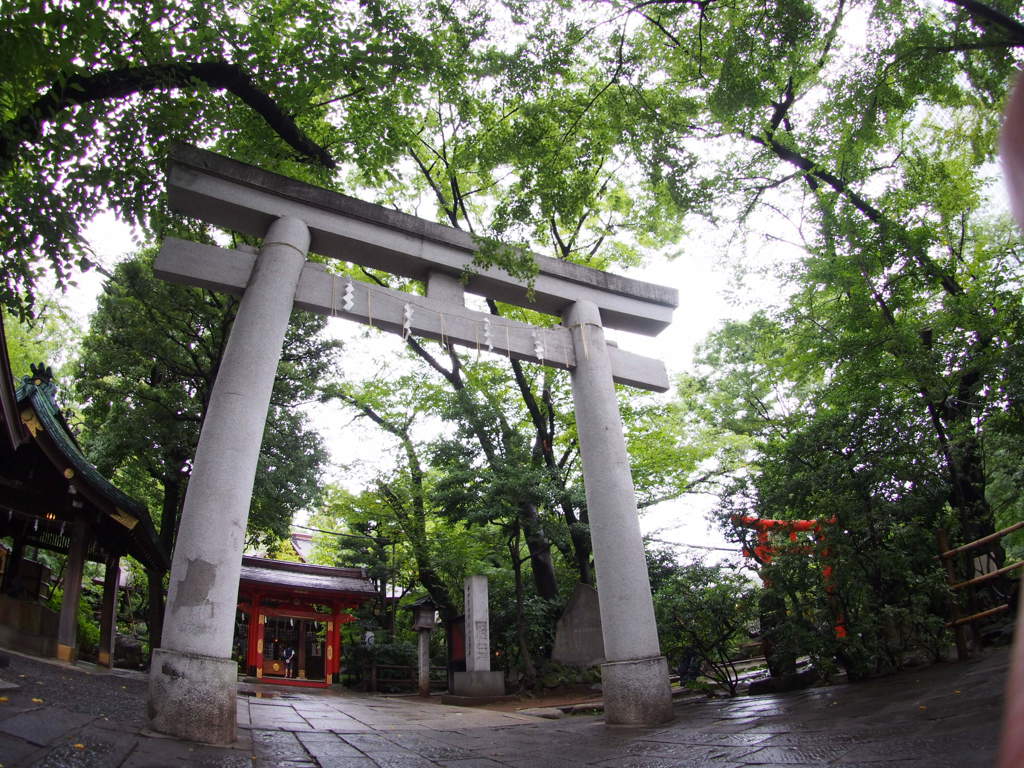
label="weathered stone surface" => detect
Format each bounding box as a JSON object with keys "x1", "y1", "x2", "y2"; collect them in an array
[
  {"x1": 601, "y1": 656, "x2": 674, "y2": 726},
  {"x1": 564, "y1": 299, "x2": 673, "y2": 725},
  {"x1": 747, "y1": 669, "x2": 818, "y2": 696},
  {"x1": 0, "y1": 707, "x2": 92, "y2": 745},
  {"x1": 0, "y1": 645, "x2": 1010, "y2": 767},
  {"x1": 114, "y1": 635, "x2": 146, "y2": 670},
  {"x1": 463, "y1": 576, "x2": 490, "y2": 674},
  {"x1": 148, "y1": 217, "x2": 310, "y2": 744},
  {"x1": 552, "y1": 582, "x2": 605, "y2": 668},
  {"x1": 251, "y1": 728, "x2": 314, "y2": 762},
  {"x1": 518, "y1": 707, "x2": 565, "y2": 719},
  {"x1": 147, "y1": 648, "x2": 239, "y2": 744},
  {"x1": 166, "y1": 144, "x2": 678, "y2": 337},
  {"x1": 155, "y1": 239, "x2": 671, "y2": 392}
]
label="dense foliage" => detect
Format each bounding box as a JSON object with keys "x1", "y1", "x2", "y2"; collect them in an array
[{"x1": 2, "y1": 0, "x2": 1022, "y2": 680}]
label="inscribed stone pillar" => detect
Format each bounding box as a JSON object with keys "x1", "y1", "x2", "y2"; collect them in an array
[
  {"x1": 450, "y1": 575, "x2": 504, "y2": 697},
  {"x1": 97, "y1": 555, "x2": 120, "y2": 668},
  {"x1": 148, "y1": 217, "x2": 310, "y2": 744},
  {"x1": 463, "y1": 575, "x2": 490, "y2": 672},
  {"x1": 562, "y1": 300, "x2": 673, "y2": 725},
  {"x1": 418, "y1": 630, "x2": 431, "y2": 696}
]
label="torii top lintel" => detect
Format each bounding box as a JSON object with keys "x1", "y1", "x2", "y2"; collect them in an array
[{"x1": 165, "y1": 144, "x2": 678, "y2": 337}]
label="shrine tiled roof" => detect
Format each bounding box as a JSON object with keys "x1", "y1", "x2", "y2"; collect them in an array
[
  {"x1": 6, "y1": 365, "x2": 169, "y2": 572},
  {"x1": 239, "y1": 556, "x2": 376, "y2": 598}
]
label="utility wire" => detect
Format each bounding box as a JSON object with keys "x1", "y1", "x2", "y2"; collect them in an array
[
  {"x1": 646, "y1": 536, "x2": 741, "y2": 553},
  {"x1": 290, "y1": 522, "x2": 390, "y2": 544}
]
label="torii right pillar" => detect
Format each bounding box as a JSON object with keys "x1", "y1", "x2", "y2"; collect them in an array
[{"x1": 564, "y1": 300, "x2": 673, "y2": 725}]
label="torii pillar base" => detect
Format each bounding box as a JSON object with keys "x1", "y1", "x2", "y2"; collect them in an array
[
  {"x1": 148, "y1": 648, "x2": 237, "y2": 744},
  {"x1": 601, "y1": 656, "x2": 673, "y2": 725}
]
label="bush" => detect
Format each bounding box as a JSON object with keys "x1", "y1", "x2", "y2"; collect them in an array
[{"x1": 650, "y1": 555, "x2": 760, "y2": 697}]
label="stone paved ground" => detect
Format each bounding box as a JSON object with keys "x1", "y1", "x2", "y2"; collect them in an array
[{"x1": 0, "y1": 646, "x2": 1007, "y2": 767}]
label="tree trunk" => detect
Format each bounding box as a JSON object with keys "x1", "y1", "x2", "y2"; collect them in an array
[
  {"x1": 147, "y1": 471, "x2": 183, "y2": 653},
  {"x1": 509, "y1": 531, "x2": 537, "y2": 688},
  {"x1": 566, "y1": 511, "x2": 593, "y2": 586},
  {"x1": 146, "y1": 569, "x2": 165, "y2": 654},
  {"x1": 518, "y1": 501, "x2": 559, "y2": 600}
]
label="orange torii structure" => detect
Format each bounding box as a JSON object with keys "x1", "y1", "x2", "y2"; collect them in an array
[{"x1": 732, "y1": 515, "x2": 847, "y2": 639}]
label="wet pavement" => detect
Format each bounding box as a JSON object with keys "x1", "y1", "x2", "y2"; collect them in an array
[{"x1": 0, "y1": 646, "x2": 1006, "y2": 767}]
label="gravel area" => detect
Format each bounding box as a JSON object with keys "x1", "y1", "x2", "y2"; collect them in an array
[{"x1": 0, "y1": 651, "x2": 149, "y2": 728}]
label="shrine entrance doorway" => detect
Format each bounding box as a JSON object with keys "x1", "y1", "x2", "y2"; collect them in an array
[
  {"x1": 233, "y1": 556, "x2": 374, "y2": 689},
  {"x1": 258, "y1": 614, "x2": 329, "y2": 683}
]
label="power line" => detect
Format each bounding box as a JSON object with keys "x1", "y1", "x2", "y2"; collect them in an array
[
  {"x1": 646, "y1": 536, "x2": 740, "y2": 553},
  {"x1": 290, "y1": 522, "x2": 390, "y2": 544}
]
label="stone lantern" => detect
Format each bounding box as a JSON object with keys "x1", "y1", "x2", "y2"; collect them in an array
[{"x1": 409, "y1": 597, "x2": 437, "y2": 696}]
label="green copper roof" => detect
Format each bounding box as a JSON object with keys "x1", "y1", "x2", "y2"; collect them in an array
[{"x1": 14, "y1": 368, "x2": 169, "y2": 571}]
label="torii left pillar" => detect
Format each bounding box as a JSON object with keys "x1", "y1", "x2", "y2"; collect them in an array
[{"x1": 148, "y1": 217, "x2": 309, "y2": 744}]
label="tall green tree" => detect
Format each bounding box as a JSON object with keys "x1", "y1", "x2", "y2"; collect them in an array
[
  {"x1": 0, "y1": 0, "x2": 473, "y2": 316},
  {"x1": 2, "y1": 301, "x2": 79, "y2": 383},
  {"x1": 584, "y1": 0, "x2": 1024, "y2": 557}
]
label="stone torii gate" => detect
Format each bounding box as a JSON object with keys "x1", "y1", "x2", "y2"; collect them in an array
[{"x1": 147, "y1": 145, "x2": 678, "y2": 743}]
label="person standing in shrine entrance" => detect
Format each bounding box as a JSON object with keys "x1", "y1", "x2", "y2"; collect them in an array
[{"x1": 282, "y1": 645, "x2": 296, "y2": 678}]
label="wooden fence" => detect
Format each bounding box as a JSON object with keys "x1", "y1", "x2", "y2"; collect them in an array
[
  {"x1": 939, "y1": 520, "x2": 1024, "y2": 660},
  {"x1": 363, "y1": 663, "x2": 448, "y2": 694}
]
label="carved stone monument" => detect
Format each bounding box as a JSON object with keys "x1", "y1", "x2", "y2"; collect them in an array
[
  {"x1": 552, "y1": 582, "x2": 605, "y2": 668},
  {"x1": 452, "y1": 575, "x2": 504, "y2": 697}
]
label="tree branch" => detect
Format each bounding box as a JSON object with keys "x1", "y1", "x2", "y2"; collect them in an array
[
  {"x1": 748, "y1": 132, "x2": 964, "y2": 296},
  {"x1": 946, "y1": 0, "x2": 1024, "y2": 45},
  {"x1": 1, "y1": 60, "x2": 335, "y2": 174}
]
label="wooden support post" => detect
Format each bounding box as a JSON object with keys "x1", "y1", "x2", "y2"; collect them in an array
[
  {"x1": 97, "y1": 554, "x2": 120, "y2": 668},
  {"x1": 3, "y1": 530, "x2": 26, "y2": 596},
  {"x1": 255, "y1": 614, "x2": 265, "y2": 679},
  {"x1": 938, "y1": 529, "x2": 970, "y2": 661},
  {"x1": 246, "y1": 601, "x2": 260, "y2": 676},
  {"x1": 57, "y1": 521, "x2": 90, "y2": 662}
]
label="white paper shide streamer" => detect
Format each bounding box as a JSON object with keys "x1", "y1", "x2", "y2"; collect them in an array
[
  {"x1": 342, "y1": 279, "x2": 355, "y2": 312},
  {"x1": 483, "y1": 317, "x2": 494, "y2": 352},
  {"x1": 402, "y1": 302, "x2": 414, "y2": 340}
]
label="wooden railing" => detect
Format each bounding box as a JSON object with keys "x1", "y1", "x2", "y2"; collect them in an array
[
  {"x1": 365, "y1": 663, "x2": 448, "y2": 693},
  {"x1": 939, "y1": 521, "x2": 1024, "y2": 660}
]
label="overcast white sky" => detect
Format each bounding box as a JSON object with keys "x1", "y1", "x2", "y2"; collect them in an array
[{"x1": 76, "y1": 209, "x2": 787, "y2": 563}]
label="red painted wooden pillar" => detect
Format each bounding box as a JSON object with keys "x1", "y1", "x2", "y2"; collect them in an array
[
  {"x1": 326, "y1": 614, "x2": 338, "y2": 678},
  {"x1": 246, "y1": 598, "x2": 260, "y2": 675}
]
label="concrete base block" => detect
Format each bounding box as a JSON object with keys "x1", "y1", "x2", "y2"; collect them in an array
[
  {"x1": 440, "y1": 693, "x2": 517, "y2": 706},
  {"x1": 451, "y1": 670, "x2": 505, "y2": 698},
  {"x1": 601, "y1": 656, "x2": 673, "y2": 725},
  {"x1": 148, "y1": 648, "x2": 238, "y2": 745}
]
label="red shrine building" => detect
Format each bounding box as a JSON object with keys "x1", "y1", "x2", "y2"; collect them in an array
[{"x1": 234, "y1": 556, "x2": 375, "y2": 687}]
